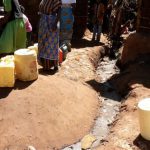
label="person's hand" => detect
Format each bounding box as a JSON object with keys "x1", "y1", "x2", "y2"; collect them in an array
[
  {"x1": 51, "y1": 24, "x2": 57, "y2": 31},
  {"x1": 71, "y1": 3, "x2": 76, "y2": 15},
  {"x1": 51, "y1": 21, "x2": 57, "y2": 31}
]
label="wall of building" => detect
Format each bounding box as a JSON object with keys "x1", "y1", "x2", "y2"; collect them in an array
[
  {"x1": 121, "y1": 0, "x2": 150, "y2": 66},
  {"x1": 137, "y1": 0, "x2": 150, "y2": 33}
]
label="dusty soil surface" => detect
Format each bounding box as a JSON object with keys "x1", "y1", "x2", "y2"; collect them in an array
[
  {"x1": 1, "y1": 29, "x2": 150, "y2": 150},
  {"x1": 57, "y1": 30, "x2": 106, "y2": 82},
  {"x1": 59, "y1": 32, "x2": 150, "y2": 150},
  {"x1": 95, "y1": 61, "x2": 150, "y2": 150},
  {"x1": 60, "y1": 32, "x2": 150, "y2": 150},
  {"x1": 0, "y1": 30, "x2": 105, "y2": 150},
  {"x1": 0, "y1": 75, "x2": 99, "y2": 150}
]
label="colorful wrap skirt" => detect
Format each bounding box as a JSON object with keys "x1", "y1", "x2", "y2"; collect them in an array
[
  {"x1": 38, "y1": 14, "x2": 59, "y2": 60},
  {"x1": 60, "y1": 7, "x2": 74, "y2": 43},
  {"x1": 38, "y1": 14, "x2": 59, "y2": 61}
]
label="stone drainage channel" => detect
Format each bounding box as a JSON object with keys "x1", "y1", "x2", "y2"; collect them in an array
[{"x1": 63, "y1": 57, "x2": 122, "y2": 150}]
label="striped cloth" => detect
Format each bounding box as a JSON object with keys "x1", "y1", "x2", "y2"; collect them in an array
[{"x1": 39, "y1": 0, "x2": 62, "y2": 14}]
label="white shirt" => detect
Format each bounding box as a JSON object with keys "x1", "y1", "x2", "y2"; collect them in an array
[{"x1": 62, "y1": 0, "x2": 76, "y2": 4}]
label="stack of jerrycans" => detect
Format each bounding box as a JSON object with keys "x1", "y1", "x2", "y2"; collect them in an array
[{"x1": 0, "y1": 55, "x2": 15, "y2": 87}]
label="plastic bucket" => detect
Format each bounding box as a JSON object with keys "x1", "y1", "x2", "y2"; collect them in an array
[
  {"x1": 138, "y1": 98, "x2": 150, "y2": 140},
  {"x1": 14, "y1": 49, "x2": 38, "y2": 81},
  {"x1": 28, "y1": 44, "x2": 38, "y2": 54},
  {"x1": 59, "y1": 49, "x2": 63, "y2": 64}
]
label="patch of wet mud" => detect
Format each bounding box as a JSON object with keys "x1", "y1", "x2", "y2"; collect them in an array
[{"x1": 62, "y1": 57, "x2": 122, "y2": 150}]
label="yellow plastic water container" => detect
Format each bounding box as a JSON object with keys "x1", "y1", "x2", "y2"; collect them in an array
[
  {"x1": 0, "y1": 55, "x2": 15, "y2": 87},
  {"x1": 138, "y1": 98, "x2": 150, "y2": 140},
  {"x1": 28, "y1": 43, "x2": 38, "y2": 54},
  {"x1": 34, "y1": 43, "x2": 38, "y2": 50},
  {"x1": 14, "y1": 49, "x2": 38, "y2": 81},
  {"x1": 1, "y1": 55, "x2": 14, "y2": 62}
]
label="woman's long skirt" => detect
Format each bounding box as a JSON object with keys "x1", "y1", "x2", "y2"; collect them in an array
[
  {"x1": 60, "y1": 7, "x2": 74, "y2": 44},
  {"x1": 0, "y1": 18, "x2": 26, "y2": 54},
  {"x1": 38, "y1": 14, "x2": 59, "y2": 70}
]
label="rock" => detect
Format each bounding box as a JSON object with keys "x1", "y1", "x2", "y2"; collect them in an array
[
  {"x1": 28, "y1": 146, "x2": 36, "y2": 150},
  {"x1": 81, "y1": 134, "x2": 96, "y2": 149}
]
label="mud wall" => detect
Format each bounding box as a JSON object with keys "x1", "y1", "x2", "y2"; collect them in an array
[
  {"x1": 121, "y1": 0, "x2": 150, "y2": 66},
  {"x1": 137, "y1": 0, "x2": 150, "y2": 33},
  {"x1": 121, "y1": 33, "x2": 150, "y2": 65}
]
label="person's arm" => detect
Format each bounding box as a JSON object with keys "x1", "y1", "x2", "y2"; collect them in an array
[
  {"x1": 51, "y1": 7, "x2": 61, "y2": 31},
  {"x1": 71, "y1": 3, "x2": 76, "y2": 15},
  {"x1": 25, "y1": 19, "x2": 32, "y2": 32},
  {"x1": 56, "y1": 7, "x2": 61, "y2": 24},
  {"x1": 97, "y1": 3, "x2": 105, "y2": 24}
]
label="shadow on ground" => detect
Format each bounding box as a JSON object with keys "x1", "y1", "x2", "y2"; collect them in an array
[
  {"x1": 0, "y1": 88, "x2": 13, "y2": 99},
  {"x1": 134, "y1": 134, "x2": 150, "y2": 150},
  {"x1": 86, "y1": 79, "x2": 121, "y2": 102},
  {"x1": 0, "y1": 80, "x2": 34, "y2": 99},
  {"x1": 72, "y1": 39, "x2": 104, "y2": 49},
  {"x1": 38, "y1": 68, "x2": 58, "y2": 76},
  {"x1": 108, "y1": 61, "x2": 150, "y2": 96}
]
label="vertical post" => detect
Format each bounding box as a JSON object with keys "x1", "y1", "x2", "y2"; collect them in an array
[{"x1": 136, "y1": 0, "x2": 142, "y2": 32}]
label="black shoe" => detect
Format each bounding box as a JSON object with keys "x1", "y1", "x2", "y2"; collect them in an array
[
  {"x1": 54, "y1": 66, "x2": 58, "y2": 71},
  {"x1": 91, "y1": 38, "x2": 95, "y2": 41}
]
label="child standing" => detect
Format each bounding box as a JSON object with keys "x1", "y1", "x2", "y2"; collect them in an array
[
  {"x1": 22, "y1": 14, "x2": 32, "y2": 33},
  {"x1": 20, "y1": 5, "x2": 32, "y2": 46},
  {"x1": 92, "y1": 0, "x2": 105, "y2": 42},
  {"x1": 22, "y1": 13, "x2": 32, "y2": 46}
]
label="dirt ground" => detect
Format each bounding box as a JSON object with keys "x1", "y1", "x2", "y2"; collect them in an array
[
  {"x1": 95, "y1": 61, "x2": 150, "y2": 150},
  {"x1": 0, "y1": 75, "x2": 99, "y2": 150},
  {"x1": 94, "y1": 33, "x2": 150, "y2": 150},
  {"x1": 0, "y1": 30, "x2": 103, "y2": 150},
  {"x1": 1, "y1": 30, "x2": 150, "y2": 150}
]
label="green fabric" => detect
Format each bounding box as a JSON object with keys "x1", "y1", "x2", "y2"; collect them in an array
[
  {"x1": 0, "y1": 0, "x2": 26, "y2": 54},
  {"x1": 0, "y1": 19, "x2": 26, "y2": 54},
  {"x1": 3, "y1": 0, "x2": 12, "y2": 12}
]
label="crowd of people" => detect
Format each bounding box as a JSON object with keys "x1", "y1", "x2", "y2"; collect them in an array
[
  {"x1": 0, "y1": 0, "x2": 137, "y2": 71},
  {"x1": 91, "y1": 0, "x2": 137, "y2": 57}
]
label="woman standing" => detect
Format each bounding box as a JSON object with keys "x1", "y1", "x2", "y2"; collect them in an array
[
  {"x1": 60, "y1": 0, "x2": 76, "y2": 45},
  {"x1": 38, "y1": 0, "x2": 62, "y2": 71},
  {"x1": 0, "y1": 0, "x2": 26, "y2": 54}
]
